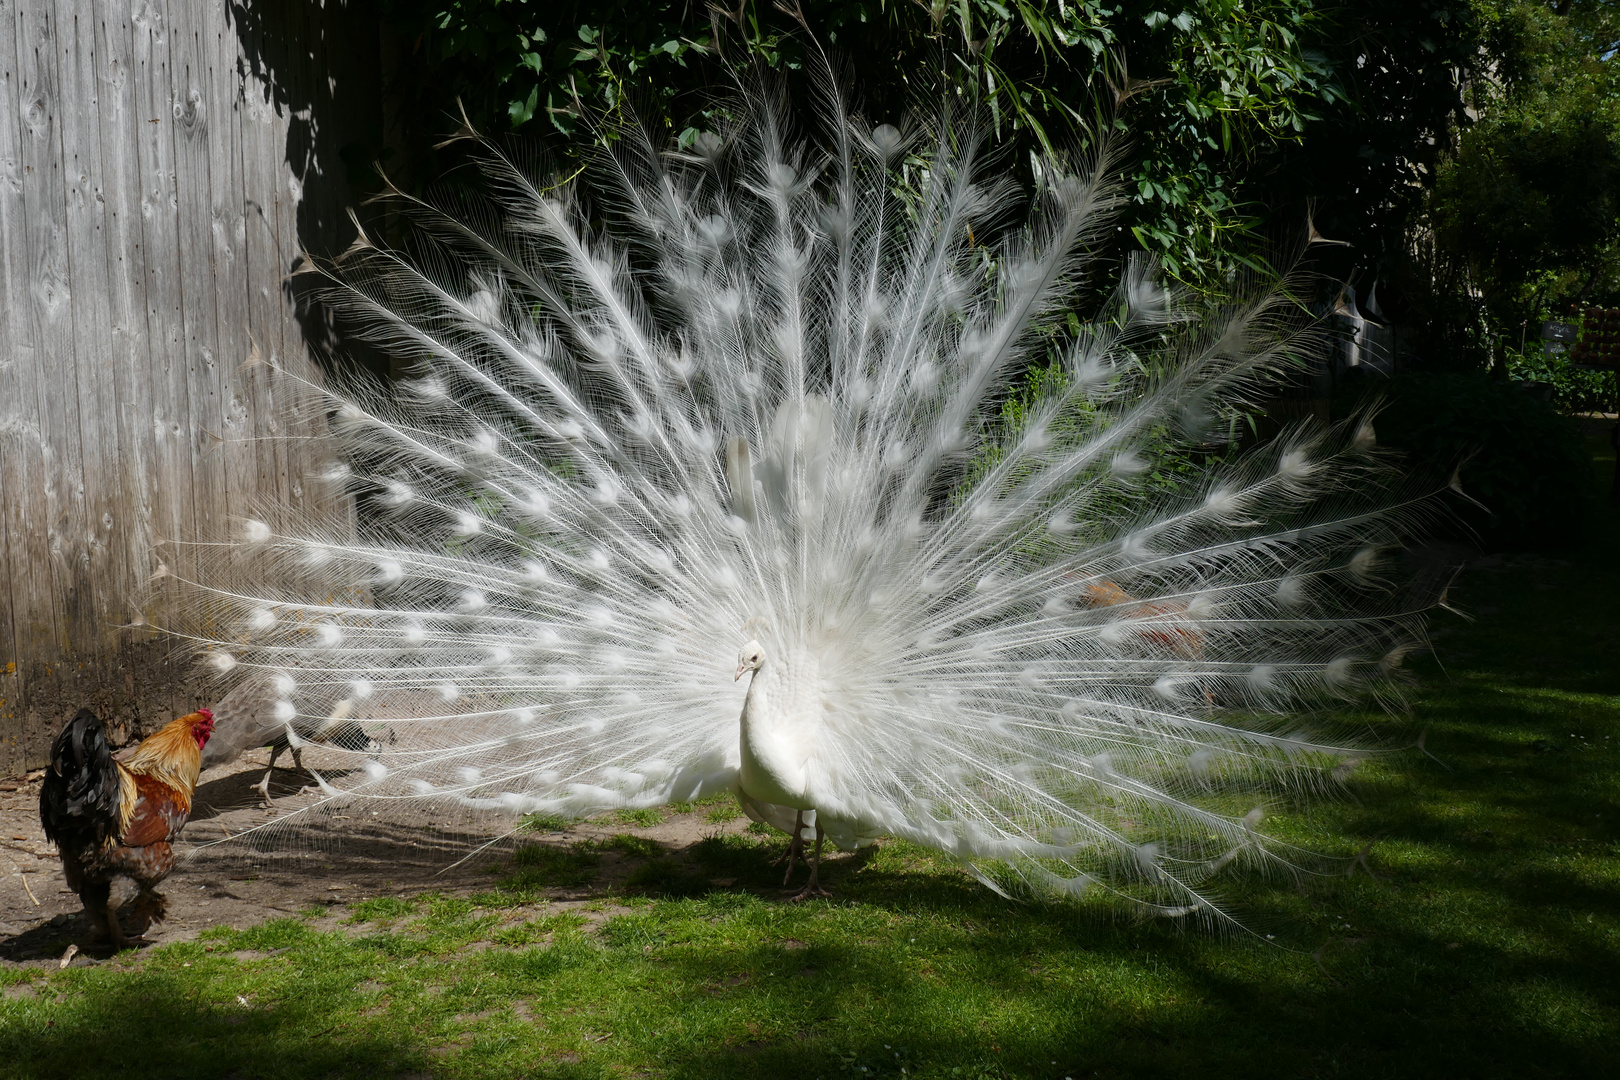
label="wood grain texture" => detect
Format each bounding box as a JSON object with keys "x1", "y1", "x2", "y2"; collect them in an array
[{"x1": 0, "y1": 0, "x2": 382, "y2": 772}]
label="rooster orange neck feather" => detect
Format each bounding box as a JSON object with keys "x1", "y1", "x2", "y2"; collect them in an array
[{"x1": 116, "y1": 712, "x2": 207, "y2": 829}]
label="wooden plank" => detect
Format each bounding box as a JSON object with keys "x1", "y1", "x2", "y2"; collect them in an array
[
  {"x1": 128, "y1": 0, "x2": 198, "y2": 723},
  {"x1": 91, "y1": 0, "x2": 169, "y2": 739},
  {"x1": 230, "y1": 0, "x2": 298, "y2": 526},
  {"x1": 196, "y1": 0, "x2": 258, "y2": 541},
  {"x1": 299, "y1": 0, "x2": 373, "y2": 556},
  {"x1": 163, "y1": 1, "x2": 231, "y2": 606},
  {"x1": 13, "y1": 0, "x2": 89, "y2": 757},
  {"x1": 51, "y1": 0, "x2": 130, "y2": 728},
  {"x1": 289, "y1": 0, "x2": 335, "y2": 503},
  {"x1": 0, "y1": 0, "x2": 48, "y2": 773},
  {"x1": 0, "y1": 0, "x2": 382, "y2": 765}
]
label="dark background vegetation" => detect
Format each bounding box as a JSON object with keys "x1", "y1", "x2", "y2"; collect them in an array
[{"x1": 352, "y1": 0, "x2": 1619, "y2": 546}]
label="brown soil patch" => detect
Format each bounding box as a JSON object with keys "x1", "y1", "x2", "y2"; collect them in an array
[{"x1": 2, "y1": 747, "x2": 761, "y2": 969}]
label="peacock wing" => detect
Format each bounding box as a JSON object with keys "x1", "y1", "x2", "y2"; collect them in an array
[{"x1": 200, "y1": 674, "x2": 291, "y2": 768}]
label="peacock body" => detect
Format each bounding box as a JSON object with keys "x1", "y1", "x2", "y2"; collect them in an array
[{"x1": 186, "y1": 79, "x2": 1443, "y2": 920}]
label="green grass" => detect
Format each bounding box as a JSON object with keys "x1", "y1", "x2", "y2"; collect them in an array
[
  {"x1": 3, "y1": 444, "x2": 1616, "y2": 1078},
  {"x1": 610, "y1": 808, "x2": 665, "y2": 828}
]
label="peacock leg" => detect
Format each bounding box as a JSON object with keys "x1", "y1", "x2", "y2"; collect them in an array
[
  {"x1": 257, "y1": 769, "x2": 275, "y2": 807},
  {"x1": 787, "y1": 823, "x2": 830, "y2": 902},
  {"x1": 777, "y1": 809, "x2": 806, "y2": 886}
]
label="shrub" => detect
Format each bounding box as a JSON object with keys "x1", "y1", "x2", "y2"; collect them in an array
[
  {"x1": 1506, "y1": 346, "x2": 1619, "y2": 415},
  {"x1": 1337, "y1": 371, "x2": 1594, "y2": 550}
]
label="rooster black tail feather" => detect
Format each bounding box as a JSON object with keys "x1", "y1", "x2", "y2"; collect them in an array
[{"x1": 39, "y1": 708, "x2": 123, "y2": 847}]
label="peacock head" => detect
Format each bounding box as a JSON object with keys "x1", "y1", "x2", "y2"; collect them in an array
[{"x1": 734, "y1": 640, "x2": 766, "y2": 682}]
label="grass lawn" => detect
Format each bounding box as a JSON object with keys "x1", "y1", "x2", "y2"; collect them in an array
[{"x1": 2, "y1": 445, "x2": 1616, "y2": 1079}]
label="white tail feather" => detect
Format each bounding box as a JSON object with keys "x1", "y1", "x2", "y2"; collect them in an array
[{"x1": 177, "y1": 81, "x2": 1445, "y2": 925}]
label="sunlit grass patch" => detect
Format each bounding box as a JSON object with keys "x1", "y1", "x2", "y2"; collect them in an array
[{"x1": 611, "y1": 807, "x2": 665, "y2": 828}]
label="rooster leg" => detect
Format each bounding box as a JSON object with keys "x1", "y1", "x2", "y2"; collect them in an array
[
  {"x1": 95, "y1": 890, "x2": 129, "y2": 951},
  {"x1": 787, "y1": 822, "x2": 831, "y2": 902},
  {"x1": 129, "y1": 889, "x2": 168, "y2": 936},
  {"x1": 776, "y1": 809, "x2": 805, "y2": 886},
  {"x1": 78, "y1": 880, "x2": 119, "y2": 946},
  {"x1": 103, "y1": 911, "x2": 128, "y2": 951}
]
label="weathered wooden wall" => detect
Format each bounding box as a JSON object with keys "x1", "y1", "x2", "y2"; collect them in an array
[{"x1": 0, "y1": 0, "x2": 381, "y2": 772}]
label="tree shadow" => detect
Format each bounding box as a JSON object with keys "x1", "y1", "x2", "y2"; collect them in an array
[{"x1": 224, "y1": 0, "x2": 394, "y2": 382}]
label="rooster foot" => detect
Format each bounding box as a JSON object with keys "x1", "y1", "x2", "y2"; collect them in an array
[
  {"x1": 129, "y1": 890, "x2": 169, "y2": 935},
  {"x1": 93, "y1": 923, "x2": 132, "y2": 951}
]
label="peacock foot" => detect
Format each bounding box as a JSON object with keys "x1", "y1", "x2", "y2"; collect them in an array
[{"x1": 784, "y1": 880, "x2": 831, "y2": 902}]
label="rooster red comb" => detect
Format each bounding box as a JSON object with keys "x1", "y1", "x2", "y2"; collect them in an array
[{"x1": 196, "y1": 708, "x2": 213, "y2": 721}]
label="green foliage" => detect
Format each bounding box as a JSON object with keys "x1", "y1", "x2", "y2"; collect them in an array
[
  {"x1": 1408, "y1": 1, "x2": 1620, "y2": 369},
  {"x1": 370, "y1": 0, "x2": 1480, "y2": 288},
  {"x1": 962, "y1": 358, "x2": 1245, "y2": 556},
  {"x1": 1507, "y1": 347, "x2": 1620, "y2": 415},
  {"x1": 1432, "y1": 102, "x2": 1620, "y2": 326},
  {"x1": 1347, "y1": 372, "x2": 1595, "y2": 549}
]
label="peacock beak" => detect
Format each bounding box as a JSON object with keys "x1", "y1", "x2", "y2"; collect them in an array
[{"x1": 734, "y1": 663, "x2": 746, "y2": 682}]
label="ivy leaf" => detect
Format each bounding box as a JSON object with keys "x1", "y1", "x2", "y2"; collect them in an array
[{"x1": 508, "y1": 83, "x2": 540, "y2": 127}]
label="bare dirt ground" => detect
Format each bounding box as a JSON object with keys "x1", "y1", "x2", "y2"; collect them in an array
[{"x1": 0, "y1": 746, "x2": 754, "y2": 971}]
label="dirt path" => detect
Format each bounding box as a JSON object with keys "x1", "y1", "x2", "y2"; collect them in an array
[{"x1": 1, "y1": 748, "x2": 755, "y2": 970}]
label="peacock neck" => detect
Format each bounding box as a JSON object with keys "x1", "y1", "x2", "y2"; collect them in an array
[{"x1": 737, "y1": 656, "x2": 817, "y2": 811}]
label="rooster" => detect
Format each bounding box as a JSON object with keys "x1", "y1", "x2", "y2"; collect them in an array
[
  {"x1": 1076, "y1": 580, "x2": 1216, "y2": 705},
  {"x1": 39, "y1": 708, "x2": 214, "y2": 948},
  {"x1": 1076, "y1": 580, "x2": 1207, "y2": 659}
]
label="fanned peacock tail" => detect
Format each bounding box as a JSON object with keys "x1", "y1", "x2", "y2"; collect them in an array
[{"x1": 180, "y1": 77, "x2": 1448, "y2": 922}]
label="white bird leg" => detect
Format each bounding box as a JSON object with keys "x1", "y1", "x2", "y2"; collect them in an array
[
  {"x1": 776, "y1": 809, "x2": 806, "y2": 885},
  {"x1": 786, "y1": 822, "x2": 830, "y2": 902},
  {"x1": 259, "y1": 742, "x2": 286, "y2": 807}
]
